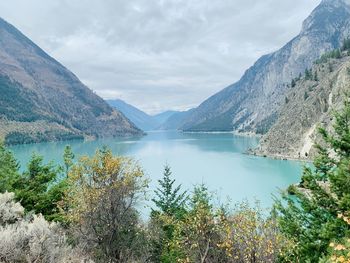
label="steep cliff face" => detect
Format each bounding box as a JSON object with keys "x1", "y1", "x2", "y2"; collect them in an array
[
  {"x1": 255, "y1": 53, "x2": 350, "y2": 159},
  {"x1": 181, "y1": 0, "x2": 350, "y2": 134},
  {"x1": 0, "y1": 18, "x2": 142, "y2": 144}
]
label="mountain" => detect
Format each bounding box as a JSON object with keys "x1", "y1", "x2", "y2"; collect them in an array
[
  {"x1": 152, "y1": 111, "x2": 178, "y2": 125},
  {"x1": 158, "y1": 110, "x2": 194, "y2": 130},
  {"x1": 180, "y1": 0, "x2": 350, "y2": 134},
  {"x1": 0, "y1": 18, "x2": 142, "y2": 145},
  {"x1": 255, "y1": 48, "x2": 350, "y2": 159},
  {"x1": 106, "y1": 99, "x2": 159, "y2": 131},
  {"x1": 107, "y1": 99, "x2": 181, "y2": 131}
]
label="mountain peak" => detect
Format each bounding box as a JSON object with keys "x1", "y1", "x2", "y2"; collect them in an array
[
  {"x1": 181, "y1": 0, "x2": 350, "y2": 133},
  {"x1": 321, "y1": 0, "x2": 350, "y2": 6},
  {"x1": 301, "y1": 0, "x2": 350, "y2": 35},
  {"x1": 0, "y1": 18, "x2": 142, "y2": 144}
]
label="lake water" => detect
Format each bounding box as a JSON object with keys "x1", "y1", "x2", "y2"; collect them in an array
[{"x1": 9, "y1": 131, "x2": 303, "y2": 215}]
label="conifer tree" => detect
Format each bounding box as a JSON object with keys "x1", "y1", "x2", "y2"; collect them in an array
[
  {"x1": 0, "y1": 143, "x2": 19, "y2": 193},
  {"x1": 12, "y1": 153, "x2": 66, "y2": 221},
  {"x1": 305, "y1": 68, "x2": 312, "y2": 80},
  {"x1": 275, "y1": 97, "x2": 350, "y2": 262},
  {"x1": 149, "y1": 165, "x2": 188, "y2": 262},
  {"x1": 63, "y1": 145, "x2": 74, "y2": 176},
  {"x1": 152, "y1": 165, "x2": 187, "y2": 217},
  {"x1": 342, "y1": 38, "x2": 350, "y2": 51},
  {"x1": 291, "y1": 78, "x2": 296, "y2": 88}
]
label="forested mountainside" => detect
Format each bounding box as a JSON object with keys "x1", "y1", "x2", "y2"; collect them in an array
[
  {"x1": 0, "y1": 18, "x2": 141, "y2": 145},
  {"x1": 256, "y1": 45, "x2": 350, "y2": 159},
  {"x1": 180, "y1": 0, "x2": 350, "y2": 134}
]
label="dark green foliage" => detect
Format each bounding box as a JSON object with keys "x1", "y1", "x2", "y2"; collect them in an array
[
  {"x1": 304, "y1": 91, "x2": 309, "y2": 100},
  {"x1": 291, "y1": 79, "x2": 296, "y2": 88},
  {"x1": 0, "y1": 142, "x2": 19, "y2": 193},
  {"x1": 305, "y1": 68, "x2": 312, "y2": 80},
  {"x1": 12, "y1": 153, "x2": 66, "y2": 221},
  {"x1": 150, "y1": 165, "x2": 188, "y2": 262},
  {"x1": 314, "y1": 70, "x2": 318, "y2": 81},
  {"x1": 341, "y1": 38, "x2": 350, "y2": 52},
  {"x1": 316, "y1": 49, "x2": 342, "y2": 64},
  {"x1": 275, "y1": 98, "x2": 350, "y2": 262},
  {"x1": 63, "y1": 145, "x2": 75, "y2": 176},
  {"x1": 152, "y1": 165, "x2": 187, "y2": 217},
  {"x1": 4, "y1": 132, "x2": 38, "y2": 145},
  {"x1": 0, "y1": 143, "x2": 69, "y2": 222},
  {"x1": 4, "y1": 131, "x2": 84, "y2": 146},
  {"x1": 334, "y1": 49, "x2": 342, "y2": 59},
  {"x1": 285, "y1": 97, "x2": 289, "y2": 104},
  {"x1": 0, "y1": 76, "x2": 42, "y2": 122}
]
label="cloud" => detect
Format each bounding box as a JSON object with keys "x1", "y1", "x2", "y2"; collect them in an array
[{"x1": 0, "y1": 0, "x2": 320, "y2": 114}]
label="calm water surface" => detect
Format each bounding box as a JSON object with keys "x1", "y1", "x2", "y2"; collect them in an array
[{"x1": 9, "y1": 131, "x2": 303, "y2": 215}]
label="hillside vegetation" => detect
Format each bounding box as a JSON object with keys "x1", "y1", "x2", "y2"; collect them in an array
[{"x1": 0, "y1": 101, "x2": 350, "y2": 262}]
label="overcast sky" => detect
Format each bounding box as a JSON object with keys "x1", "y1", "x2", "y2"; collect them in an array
[{"x1": 0, "y1": 0, "x2": 321, "y2": 114}]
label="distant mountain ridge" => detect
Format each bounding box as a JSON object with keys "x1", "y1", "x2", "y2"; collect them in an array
[
  {"x1": 107, "y1": 99, "x2": 182, "y2": 131},
  {"x1": 0, "y1": 17, "x2": 142, "y2": 145},
  {"x1": 107, "y1": 99, "x2": 159, "y2": 131},
  {"x1": 180, "y1": 0, "x2": 350, "y2": 134}
]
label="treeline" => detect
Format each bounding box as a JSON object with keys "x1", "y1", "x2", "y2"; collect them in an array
[
  {"x1": 315, "y1": 38, "x2": 350, "y2": 65},
  {"x1": 1, "y1": 101, "x2": 350, "y2": 262},
  {"x1": 288, "y1": 37, "x2": 350, "y2": 90}
]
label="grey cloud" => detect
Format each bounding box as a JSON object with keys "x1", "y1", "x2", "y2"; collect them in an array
[{"x1": 0, "y1": 0, "x2": 320, "y2": 114}]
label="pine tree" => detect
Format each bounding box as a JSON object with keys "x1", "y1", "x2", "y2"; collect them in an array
[
  {"x1": 13, "y1": 153, "x2": 66, "y2": 221},
  {"x1": 334, "y1": 49, "x2": 342, "y2": 59},
  {"x1": 342, "y1": 38, "x2": 350, "y2": 51},
  {"x1": 291, "y1": 79, "x2": 296, "y2": 88},
  {"x1": 152, "y1": 165, "x2": 187, "y2": 217},
  {"x1": 275, "y1": 97, "x2": 350, "y2": 262},
  {"x1": 0, "y1": 143, "x2": 19, "y2": 193},
  {"x1": 150, "y1": 165, "x2": 188, "y2": 262},
  {"x1": 63, "y1": 145, "x2": 74, "y2": 176},
  {"x1": 305, "y1": 68, "x2": 312, "y2": 80}
]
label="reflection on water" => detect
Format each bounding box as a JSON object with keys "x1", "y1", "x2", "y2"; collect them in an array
[{"x1": 10, "y1": 130, "x2": 303, "y2": 215}]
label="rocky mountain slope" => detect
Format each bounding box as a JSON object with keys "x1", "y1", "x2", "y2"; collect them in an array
[
  {"x1": 180, "y1": 0, "x2": 350, "y2": 134},
  {"x1": 0, "y1": 18, "x2": 141, "y2": 145},
  {"x1": 255, "y1": 49, "x2": 350, "y2": 160}
]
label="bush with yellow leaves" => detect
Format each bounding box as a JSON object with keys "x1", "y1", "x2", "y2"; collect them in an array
[
  {"x1": 62, "y1": 147, "x2": 149, "y2": 263},
  {"x1": 161, "y1": 185, "x2": 287, "y2": 263},
  {"x1": 323, "y1": 213, "x2": 350, "y2": 263}
]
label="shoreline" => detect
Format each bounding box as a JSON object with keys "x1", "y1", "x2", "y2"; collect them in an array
[
  {"x1": 248, "y1": 148, "x2": 312, "y2": 163},
  {"x1": 182, "y1": 130, "x2": 262, "y2": 138}
]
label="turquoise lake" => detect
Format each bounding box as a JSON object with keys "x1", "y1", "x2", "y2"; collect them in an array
[{"x1": 9, "y1": 131, "x2": 303, "y2": 215}]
